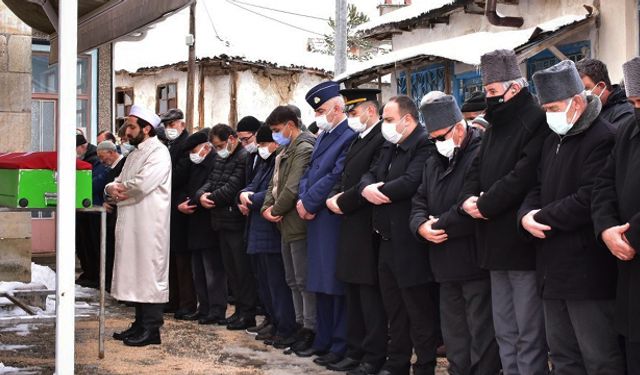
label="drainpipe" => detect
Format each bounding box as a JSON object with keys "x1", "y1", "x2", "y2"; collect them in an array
[{"x1": 485, "y1": 0, "x2": 523, "y2": 28}]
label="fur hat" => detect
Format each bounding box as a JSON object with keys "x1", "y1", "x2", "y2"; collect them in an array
[
  {"x1": 183, "y1": 128, "x2": 210, "y2": 151},
  {"x1": 623, "y1": 57, "x2": 640, "y2": 98},
  {"x1": 532, "y1": 60, "x2": 585, "y2": 105},
  {"x1": 461, "y1": 91, "x2": 487, "y2": 112},
  {"x1": 420, "y1": 95, "x2": 463, "y2": 133},
  {"x1": 480, "y1": 49, "x2": 522, "y2": 85}
]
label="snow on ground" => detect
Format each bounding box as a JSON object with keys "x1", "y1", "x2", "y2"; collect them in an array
[
  {"x1": 0, "y1": 263, "x2": 100, "y2": 319},
  {"x1": 0, "y1": 362, "x2": 39, "y2": 375}
]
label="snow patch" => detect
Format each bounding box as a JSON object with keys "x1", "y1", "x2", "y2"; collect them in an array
[{"x1": 355, "y1": 0, "x2": 456, "y2": 34}]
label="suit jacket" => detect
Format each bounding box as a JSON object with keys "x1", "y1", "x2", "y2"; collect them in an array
[
  {"x1": 299, "y1": 119, "x2": 357, "y2": 295},
  {"x1": 335, "y1": 123, "x2": 385, "y2": 285},
  {"x1": 359, "y1": 125, "x2": 434, "y2": 288}
]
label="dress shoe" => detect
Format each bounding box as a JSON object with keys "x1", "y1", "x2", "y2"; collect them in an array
[
  {"x1": 112, "y1": 323, "x2": 142, "y2": 341},
  {"x1": 198, "y1": 315, "x2": 222, "y2": 325},
  {"x1": 295, "y1": 347, "x2": 328, "y2": 358},
  {"x1": 217, "y1": 313, "x2": 240, "y2": 326},
  {"x1": 376, "y1": 370, "x2": 394, "y2": 375},
  {"x1": 176, "y1": 310, "x2": 201, "y2": 321},
  {"x1": 314, "y1": 352, "x2": 343, "y2": 366},
  {"x1": 347, "y1": 362, "x2": 380, "y2": 375},
  {"x1": 123, "y1": 328, "x2": 161, "y2": 347},
  {"x1": 327, "y1": 357, "x2": 360, "y2": 371},
  {"x1": 255, "y1": 329, "x2": 275, "y2": 342},
  {"x1": 290, "y1": 328, "x2": 315, "y2": 353},
  {"x1": 272, "y1": 335, "x2": 297, "y2": 349},
  {"x1": 227, "y1": 316, "x2": 256, "y2": 331},
  {"x1": 246, "y1": 318, "x2": 271, "y2": 335},
  {"x1": 173, "y1": 309, "x2": 198, "y2": 320}
]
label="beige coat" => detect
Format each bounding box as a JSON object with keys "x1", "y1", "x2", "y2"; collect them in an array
[{"x1": 108, "y1": 136, "x2": 172, "y2": 303}]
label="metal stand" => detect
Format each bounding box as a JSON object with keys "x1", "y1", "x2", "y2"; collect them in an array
[{"x1": 0, "y1": 206, "x2": 107, "y2": 359}]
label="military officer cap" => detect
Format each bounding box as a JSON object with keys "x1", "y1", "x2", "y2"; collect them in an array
[
  {"x1": 339, "y1": 88, "x2": 381, "y2": 112},
  {"x1": 305, "y1": 81, "x2": 340, "y2": 110},
  {"x1": 160, "y1": 108, "x2": 184, "y2": 124}
]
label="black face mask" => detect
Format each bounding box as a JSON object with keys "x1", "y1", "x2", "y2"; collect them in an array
[{"x1": 485, "y1": 83, "x2": 513, "y2": 113}]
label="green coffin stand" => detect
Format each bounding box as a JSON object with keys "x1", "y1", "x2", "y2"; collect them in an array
[
  {"x1": 0, "y1": 169, "x2": 92, "y2": 209},
  {"x1": 0, "y1": 151, "x2": 93, "y2": 209}
]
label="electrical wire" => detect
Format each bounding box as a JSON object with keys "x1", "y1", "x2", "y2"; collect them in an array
[
  {"x1": 225, "y1": 0, "x2": 326, "y2": 36},
  {"x1": 229, "y1": 0, "x2": 329, "y2": 21},
  {"x1": 202, "y1": 0, "x2": 229, "y2": 44}
]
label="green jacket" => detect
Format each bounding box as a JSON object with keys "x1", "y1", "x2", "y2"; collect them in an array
[{"x1": 262, "y1": 131, "x2": 315, "y2": 242}]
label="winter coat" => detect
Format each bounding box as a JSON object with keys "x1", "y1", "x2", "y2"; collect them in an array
[
  {"x1": 600, "y1": 84, "x2": 634, "y2": 128},
  {"x1": 334, "y1": 123, "x2": 385, "y2": 285},
  {"x1": 242, "y1": 154, "x2": 280, "y2": 254},
  {"x1": 461, "y1": 88, "x2": 550, "y2": 270},
  {"x1": 410, "y1": 127, "x2": 487, "y2": 283},
  {"x1": 168, "y1": 130, "x2": 191, "y2": 253},
  {"x1": 300, "y1": 119, "x2": 357, "y2": 295},
  {"x1": 195, "y1": 144, "x2": 248, "y2": 231},
  {"x1": 262, "y1": 131, "x2": 316, "y2": 243},
  {"x1": 592, "y1": 113, "x2": 640, "y2": 340},
  {"x1": 359, "y1": 125, "x2": 434, "y2": 288},
  {"x1": 108, "y1": 136, "x2": 171, "y2": 303},
  {"x1": 519, "y1": 96, "x2": 616, "y2": 300},
  {"x1": 82, "y1": 143, "x2": 109, "y2": 206},
  {"x1": 177, "y1": 151, "x2": 218, "y2": 252}
]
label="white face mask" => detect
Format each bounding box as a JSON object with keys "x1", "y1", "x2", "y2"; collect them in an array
[
  {"x1": 244, "y1": 142, "x2": 258, "y2": 154},
  {"x1": 381, "y1": 117, "x2": 406, "y2": 144},
  {"x1": 436, "y1": 137, "x2": 456, "y2": 159},
  {"x1": 347, "y1": 111, "x2": 369, "y2": 133},
  {"x1": 121, "y1": 142, "x2": 134, "y2": 156},
  {"x1": 546, "y1": 98, "x2": 576, "y2": 136},
  {"x1": 316, "y1": 108, "x2": 335, "y2": 132},
  {"x1": 258, "y1": 146, "x2": 272, "y2": 160},
  {"x1": 165, "y1": 128, "x2": 180, "y2": 140},
  {"x1": 190, "y1": 151, "x2": 205, "y2": 164},
  {"x1": 217, "y1": 143, "x2": 231, "y2": 159},
  {"x1": 585, "y1": 83, "x2": 604, "y2": 101}
]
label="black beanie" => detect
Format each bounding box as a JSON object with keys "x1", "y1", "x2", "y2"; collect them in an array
[
  {"x1": 256, "y1": 125, "x2": 273, "y2": 143},
  {"x1": 76, "y1": 134, "x2": 87, "y2": 147},
  {"x1": 237, "y1": 116, "x2": 262, "y2": 133}
]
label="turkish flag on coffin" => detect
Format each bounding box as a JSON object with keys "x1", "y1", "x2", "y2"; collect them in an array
[{"x1": 0, "y1": 152, "x2": 92, "y2": 170}]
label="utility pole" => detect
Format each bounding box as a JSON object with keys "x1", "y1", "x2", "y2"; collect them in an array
[
  {"x1": 334, "y1": 0, "x2": 347, "y2": 75},
  {"x1": 186, "y1": 1, "x2": 196, "y2": 132}
]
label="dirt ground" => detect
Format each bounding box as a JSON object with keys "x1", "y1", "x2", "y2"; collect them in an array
[{"x1": 1, "y1": 258, "x2": 449, "y2": 374}]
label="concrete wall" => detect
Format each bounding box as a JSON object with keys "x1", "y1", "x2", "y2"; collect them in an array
[
  {"x1": 116, "y1": 65, "x2": 329, "y2": 128},
  {"x1": 0, "y1": 0, "x2": 32, "y2": 282},
  {"x1": 388, "y1": 0, "x2": 638, "y2": 84}
]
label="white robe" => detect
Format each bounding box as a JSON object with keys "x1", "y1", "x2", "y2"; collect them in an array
[{"x1": 107, "y1": 136, "x2": 172, "y2": 303}]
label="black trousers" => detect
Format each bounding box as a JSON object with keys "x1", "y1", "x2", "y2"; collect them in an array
[
  {"x1": 134, "y1": 302, "x2": 164, "y2": 330},
  {"x1": 625, "y1": 338, "x2": 640, "y2": 374},
  {"x1": 75, "y1": 212, "x2": 100, "y2": 281},
  {"x1": 345, "y1": 282, "x2": 388, "y2": 368},
  {"x1": 168, "y1": 252, "x2": 197, "y2": 312},
  {"x1": 191, "y1": 249, "x2": 227, "y2": 318},
  {"x1": 379, "y1": 240, "x2": 438, "y2": 375},
  {"x1": 219, "y1": 229, "x2": 257, "y2": 316},
  {"x1": 440, "y1": 278, "x2": 501, "y2": 375}
]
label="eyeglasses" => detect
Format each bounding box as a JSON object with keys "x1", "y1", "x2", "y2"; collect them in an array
[
  {"x1": 428, "y1": 125, "x2": 455, "y2": 142},
  {"x1": 239, "y1": 135, "x2": 254, "y2": 144}
]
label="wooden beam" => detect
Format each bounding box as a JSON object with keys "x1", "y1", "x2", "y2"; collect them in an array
[
  {"x1": 548, "y1": 45, "x2": 568, "y2": 60},
  {"x1": 516, "y1": 18, "x2": 594, "y2": 63},
  {"x1": 228, "y1": 70, "x2": 238, "y2": 128},
  {"x1": 198, "y1": 64, "x2": 205, "y2": 130}
]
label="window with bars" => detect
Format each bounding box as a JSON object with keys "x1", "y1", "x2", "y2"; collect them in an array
[
  {"x1": 526, "y1": 41, "x2": 591, "y2": 93},
  {"x1": 156, "y1": 83, "x2": 177, "y2": 114},
  {"x1": 397, "y1": 64, "x2": 446, "y2": 123}
]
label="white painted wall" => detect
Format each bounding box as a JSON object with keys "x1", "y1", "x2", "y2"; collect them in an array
[{"x1": 116, "y1": 65, "x2": 328, "y2": 129}]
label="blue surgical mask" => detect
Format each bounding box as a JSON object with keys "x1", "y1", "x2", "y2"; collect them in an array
[{"x1": 272, "y1": 126, "x2": 291, "y2": 146}]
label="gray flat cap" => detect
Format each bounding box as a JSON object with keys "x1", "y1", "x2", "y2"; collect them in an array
[
  {"x1": 532, "y1": 60, "x2": 584, "y2": 105},
  {"x1": 623, "y1": 57, "x2": 640, "y2": 98},
  {"x1": 160, "y1": 108, "x2": 184, "y2": 123},
  {"x1": 480, "y1": 49, "x2": 523, "y2": 85},
  {"x1": 420, "y1": 95, "x2": 463, "y2": 132}
]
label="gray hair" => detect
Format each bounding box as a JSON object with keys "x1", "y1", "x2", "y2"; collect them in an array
[
  {"x1": 502, "y1": 77, "x2": 529, "y2": 90},
  {"x1": 420, "y1": 90, "x2": 446, "y2": 107},
  {"x1": 97, "y1": 140, "x2": 117, "y2": 152}
]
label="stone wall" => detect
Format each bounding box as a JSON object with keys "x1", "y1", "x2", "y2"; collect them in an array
[
  {"x1": 98, "y1": 43, "x2": 113, "y2": 132},
  {"x1": 0, "y1": 0, "x2": 32, "y2": 282}
]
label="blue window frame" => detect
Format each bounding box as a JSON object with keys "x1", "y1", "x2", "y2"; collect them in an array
[
  {"x1": 397, "y1": 63, "x2": 446, "y2": 122},
  {"x1": 527, "y1": 40, "x2": 591, "y2": 93},
  {"x1": 452, "y1": 70, "x2": 483, "y2": 106}
]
